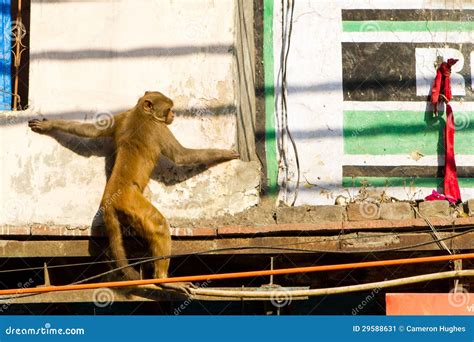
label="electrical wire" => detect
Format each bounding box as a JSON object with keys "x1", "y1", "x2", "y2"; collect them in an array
[
  {"x1": 0, "y1": 253, "x2": 473, "y2": 297},
  {"x1": 0, "y1": 225, "x2": 472, "y2": 276},
  {"x1": 70, "y1": 227, "x2": 474, "y2": 286},
  {"x1": 277, "y1": 0, "x2": 300, "y2": 205}
]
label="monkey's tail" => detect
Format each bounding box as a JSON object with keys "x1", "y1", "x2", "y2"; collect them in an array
[{"x1": 103, "y1": 208, "x2": 140, "y2": 280}]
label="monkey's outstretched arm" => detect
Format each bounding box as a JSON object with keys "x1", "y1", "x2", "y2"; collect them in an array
[
  {"x1": 161, "y1": 127, "x2": 239, "y2": 165},
  {"x1": 28, "y1": 118, "x2": 114, "y2": 138}
]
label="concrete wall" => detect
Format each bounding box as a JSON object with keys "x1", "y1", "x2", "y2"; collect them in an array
[
  {"x1": 268, "y1": 0, "x2": 474, "y2": 205},
  {"x1": 0, "y1": 0, "x2": 260, "y2": 226}
]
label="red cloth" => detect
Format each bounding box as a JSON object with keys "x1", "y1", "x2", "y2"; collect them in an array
[
  {"x1": 444, "y1": 104, "x2": 461, "y2": 201},
  {"x1": 430, "y1": 58, "x2": 461, "y2": 203}
]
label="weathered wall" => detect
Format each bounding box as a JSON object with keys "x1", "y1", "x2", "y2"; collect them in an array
[
  {"x1": 0, "y1": 0, "x2": 260, "y2": 226},
  {"x1": 267, "y1": 0, "x2": 474, "y2": 205}
]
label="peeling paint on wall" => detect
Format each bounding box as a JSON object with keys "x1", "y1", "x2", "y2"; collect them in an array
[{"x1": 0, "y1": 0, "x2": 260, "y2": 226}]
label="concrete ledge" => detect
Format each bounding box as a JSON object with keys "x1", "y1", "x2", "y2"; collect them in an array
[
  {"x1": 217, "y1": 222, "x2": 342, "y2": 236},
  {"x1": 276, "y1": 205, "x2": 343, "y2": 224},
  {"x1": 2, "y1": 217, "x2": 474, "y2": 239},
  {"x1": 418, "y1": 200, "x2": 450, "y2": 219},
  {"x1": 380, "y1": 202, "x2": 414, "y2": 220},
  {"x1": 468, "y1": 199, "x2": 474, "y2": 216},
  {"x1": 31, "y1": 225, "x2": 99, "y2": 237},
  {"x1": 1, "y1": 231, "x2": 474, "y2": 258},
  {"x1": 347, "y1": 203, "x2": 380, "y2": 221},
  {"x1": 0, "y1": 226, "x2": 30, "y2": 236}
]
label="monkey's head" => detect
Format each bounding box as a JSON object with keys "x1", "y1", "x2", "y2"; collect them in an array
[{"x1": 140, "y1": 91, "x2": 175, "y2": 125}]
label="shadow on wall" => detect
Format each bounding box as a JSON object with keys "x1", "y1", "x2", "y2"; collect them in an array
[
  {"x1": 29, "y1": 44, "x2": 233, "y2": 60},
  {"x1": 0, "y1": 104, "x2": 238, "y2": 127},
  {"x1": 30, "y1": 128, "x2": 213, "y2": 229}
]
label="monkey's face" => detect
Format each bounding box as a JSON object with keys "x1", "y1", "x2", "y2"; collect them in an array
[
  {"x1": 141, "y1": 92, "x2": 175, "y2": 125},
  {"x1": 165, "y1": 109, "x2": 175, "y2": 125}
]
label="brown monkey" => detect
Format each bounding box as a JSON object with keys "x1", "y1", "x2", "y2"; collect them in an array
[{"x1": 29, "y1": 92, "x2": 239, "y2": 291}]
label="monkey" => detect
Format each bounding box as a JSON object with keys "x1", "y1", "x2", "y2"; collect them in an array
[{"x1": 28, "y1": 91, "x2": 239, "y2": 292}]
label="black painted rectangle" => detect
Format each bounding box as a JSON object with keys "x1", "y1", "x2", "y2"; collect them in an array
[
  {"x1": 343, "y1": 165, "x2": 474, "y2": 178},
  {"x1": 341, "y1": 43, "x2": 473, "y2": 101},
  {"x1": 342, "y1": 9, "x2": 474, "y2": 21}
]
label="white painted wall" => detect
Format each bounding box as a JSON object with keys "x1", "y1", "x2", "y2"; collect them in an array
[
  {"x1": 272, "y1": 0, "x2": 474, "y2": 205},
  {"x1": 0, "y1": 0, "x2": 260, "y2": 226}
]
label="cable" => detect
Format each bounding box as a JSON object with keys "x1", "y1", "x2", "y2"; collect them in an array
[
  {"x1": 0, "y1": 225, "x2": 473, "y2": 276},
  {"x1": 412, "y1": 204, "x2": 453, "y2": 254},
  {"x1": 70, "y1": 227, "x2": 474, "y2": 286},
  {"x1": 192, "y1": 270, "x2": 474, "y2": 299},
  {"x1": 277, "y1": 0, "x2": 300, "y2": 205},
  {"x1": 0, "y1": 253, "x2": 473, "y2": 296}
]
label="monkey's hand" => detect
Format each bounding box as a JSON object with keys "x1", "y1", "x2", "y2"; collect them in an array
[
  {"x1": 28, "y1": 118, "x2": 53, "y2": 134},
  {"x1": 205, "y1": 150, "x2": 240, "y2": 168},
  {"x1": 228, "y1": 150, "x2": 240, "y2": 160}
]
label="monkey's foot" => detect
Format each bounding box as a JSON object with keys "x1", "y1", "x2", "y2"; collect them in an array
[
  {"x1": 122, "y1": 268, "x2": 141, "y2": 281},
  {"x1": 156, "y1": 282, "x2": 196, "y2": 295}
]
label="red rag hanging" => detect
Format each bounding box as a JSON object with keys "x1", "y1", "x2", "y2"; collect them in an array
[{"x1": 430, "y1": 58, "x2": 461, "y2": 202}]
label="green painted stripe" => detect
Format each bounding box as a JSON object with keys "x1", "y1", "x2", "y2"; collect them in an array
[
  {"x1": 343, "y1": 20, "x2": 474, "y2": 32},
  {"x1": 343, "y1": 177, "x2": 474, "y2": 188},
  {"x1": 264, "y1": 0, "x2": 278, "y2": 195},
  {"x1": 343, "y1": 110, "x2": 474, "y2": 155}
]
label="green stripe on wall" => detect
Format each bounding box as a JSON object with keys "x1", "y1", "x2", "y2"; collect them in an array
[
  {"x1": 343, "y1": 110, "x2": 474, "y2": 155},
  {"x1": 342, "y1": 20, "x2": 474, "y2": 32},
  {"x1": 263, "y1": 0, "x2": 278, "y2": 195},
  {"x1": 343, "y1": 177, "x2": 474, "y2": 188}
]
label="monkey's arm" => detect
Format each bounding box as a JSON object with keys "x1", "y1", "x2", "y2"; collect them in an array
[
  {"x1": 28, "y1": 118, "x2": 114, "y2": 138},
  {"x1": 161, "y1": 128, "x2": 239, "y2": 165}
]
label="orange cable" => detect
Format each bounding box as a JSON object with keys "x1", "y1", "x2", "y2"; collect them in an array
[{"x1": 0, "y1": 252, "x2": 473, "y2": 296}]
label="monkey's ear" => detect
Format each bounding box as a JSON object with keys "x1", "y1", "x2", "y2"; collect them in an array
[{"x1": 143, "y1": 100, "x2": 154, "y2": 113}]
